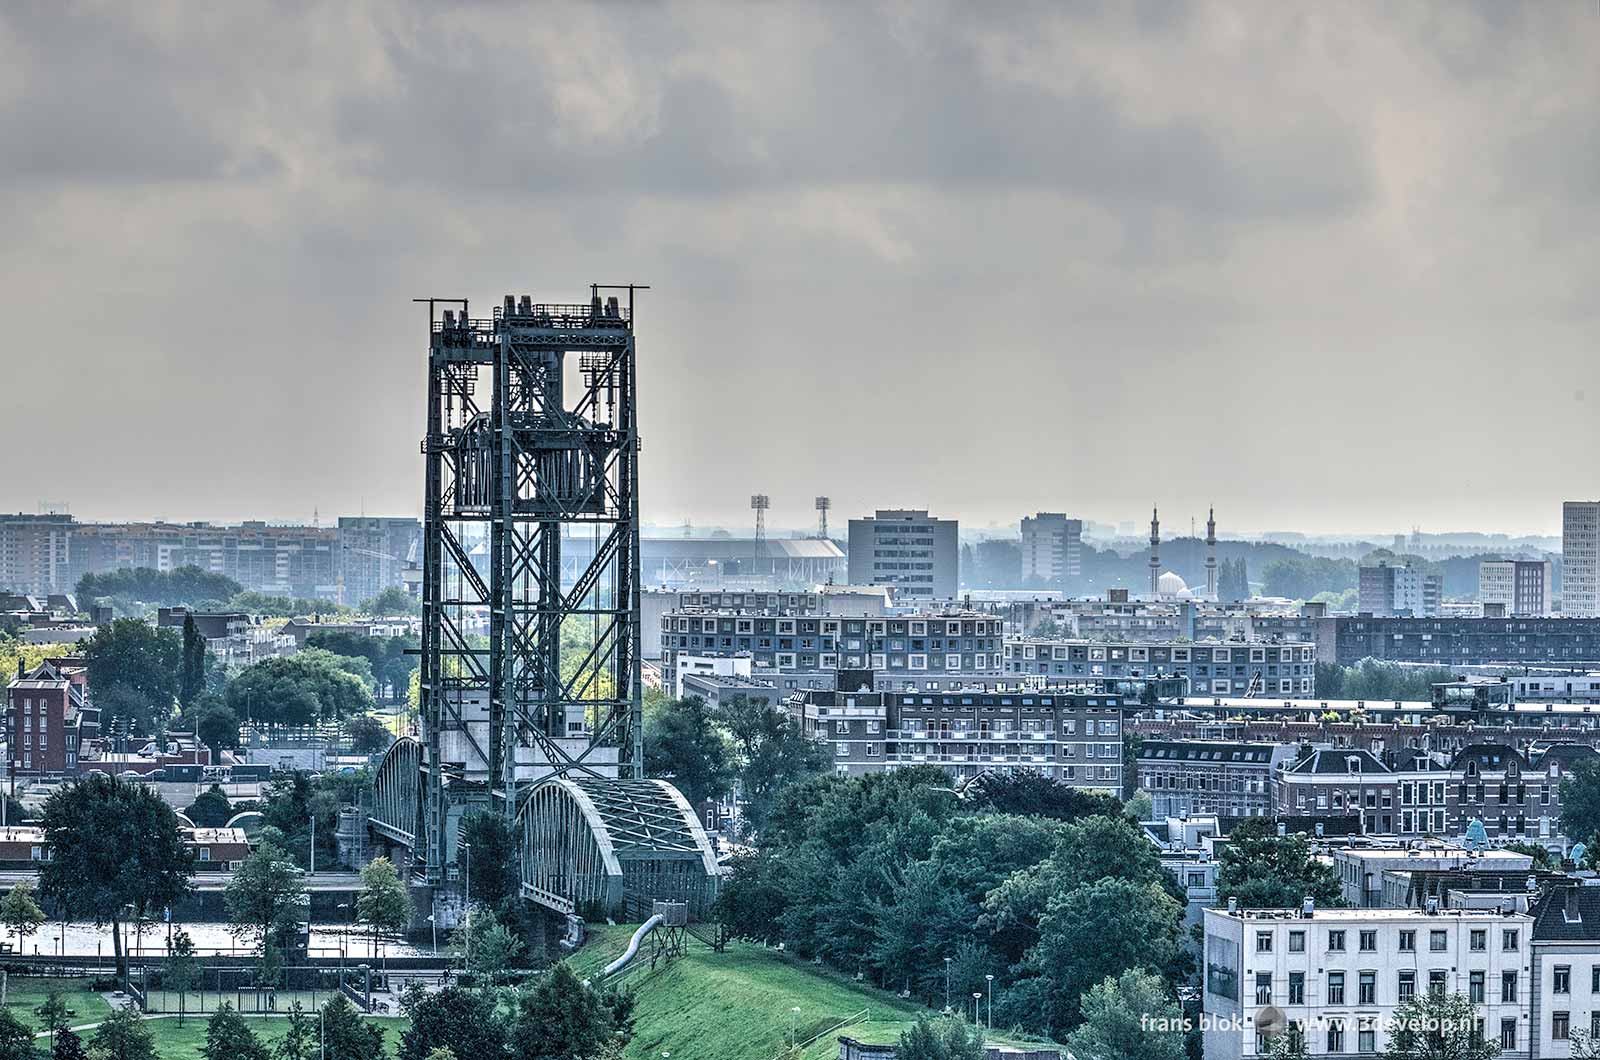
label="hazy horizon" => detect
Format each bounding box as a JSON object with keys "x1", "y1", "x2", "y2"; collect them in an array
[{"x1": 3, "y1": 3, "x2": 1595, "y2": 539}]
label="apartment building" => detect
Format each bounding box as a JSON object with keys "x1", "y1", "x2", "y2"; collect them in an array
[
  {"x1": 1203, "y1": 904, "x2": 1534, "y2": 1060},
  {"x1": 1276, "y1": 750, "x2": 1453, "y2": 836},
  {"x1": 1480, "y1": 560, "x2": 1554, "y2": 619},
  {"x1": 0, "y1": 513, "x2": 73, "y2": 596},
  {"x1": 5, "y1": 660, "x2": 97, "y2": 775},
  {"x1": 1322, "y1": 616, "x2": 1600, "y2": 668},
  {"x1": 846, "y1": 509, "x2": 959, "y2": 600},
  {"x1": 1358, "y1": 561, "x2": 1444, "y2": 618},
  {"x1": 1019, "y1": 513, "x2": 1083, "y2": 584},
  {"x1": 1448, "y1": 744, "x2": 1589, "y2": 843},
  {"x1": 1005, "y1": 637, "x2": 1316, "y2": 697},
  {"x1": 792, "y1": 687, "x2": 1124, "y2": 793},
  {"x1": 660, "y1": 609, "x2": 1005, "y2": 694},
  {"x1": 1563, "y1": 503, "x2": 1600, "y2": 618},
  {"x1": 335, "y1": 517, "x2": 421, "y2": 607},
  {"x1": 1137, "y1": 740, "x2": 1295, "y2": 818},
  {"x1": 1331, "y1": 847, "x2": 1535, "y2": 908}
]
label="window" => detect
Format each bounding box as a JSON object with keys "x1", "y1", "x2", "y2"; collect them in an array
[
  {"x1": 1398, "y1": 930, "x2": 1416, "y2": 952},
  {"x1": 1593, "y1": 966, "x2": 1600, "y2": 994},
  {"x1": 1470, "y1": 929, "x2": 1486, "y2": 952},
  {"x1": 1359, "y1": 971, "x2": 1376, "y2": 1005},
  {"x1": 1429, "y1": 970, "x2": 1447, "y2": 995},
  {"x1": 1557, "y1": 966, "x2": 1573, "y2": 994},
  {"x1": 1289, "y1": 972, "x2": 1305, "y2": 1006},
  {"x1": 1358, "y1": 1024, "x2": 1376, "y2": 1054},
  {"x1": 1327, "y1": 1022, "x2": 1345, "y2": 1053},
  {"x1": 1591, "y1": 1013, "x2": 1600, "y2": 1040},
  {"x1": 1503, "y1": 928, "x2": 1520, "y2": 951},
  {"x1": 1398, "y1": 971, "x2": 1416, "y2": 1002},
  {"x1": 1502, "y1": 971, "x2": 1518, "y2": 1003},
  {"x1": 1359, "y1": 930, "x2": 1377, "y2": 953},
  {"x1": 1256, "y1": 931, "x2": 1273, "y2": 953},
  {"x1": 1328, "y1": 930, "x2": 1346, "y2": 952},
  {"x1": 1328, "y1": 972, "x2": 1346, "y2": 1005},
  {"x1": 199, "y1": 847, "x2": 210, "y2": 862},
  {"x1": 1500, "y1": 1020, "x2": 1517, "y2": 1050},
  {"x1": 1430, "y1": 930, "x2": 1447, "y2": 952},
  {"x1": 1469, "y1": 971, "x2": 1485, "y2": 1004},
  {"x1": 1555, "y1": 1013, "x2": 1571, "y2": 1041},
  {"x1": 1256, "y1": 972, "x2": 1272, "y2": 1005},
  {"x1": 1289, "y1": 931, "x2": 1305, "y2": 953}
]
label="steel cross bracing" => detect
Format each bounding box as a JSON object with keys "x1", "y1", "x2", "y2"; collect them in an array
[{"x1": 416, "y1": 290, "x2": 645, "y2": 883}]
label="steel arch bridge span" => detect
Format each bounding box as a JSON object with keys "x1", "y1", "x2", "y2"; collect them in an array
[
  {"x1": 371, "y1": 737, "x2": 424, "y2": 848},
  {"x1": 518, "y1": 778, "x2": 718, "y2": 919}
]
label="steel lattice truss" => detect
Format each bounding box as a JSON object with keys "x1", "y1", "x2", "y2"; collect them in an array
[
  {"x1": 369, "y1": 737, "x2": 422, "y2": 845},
  {"x1": 415, "y1": 290, "x2": 645, "y2": 882}
]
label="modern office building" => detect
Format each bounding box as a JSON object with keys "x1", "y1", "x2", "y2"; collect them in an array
[
  {"x1": 792, "y1": 686, "x2": 1124, "y2": 792},
  {"x1": 1358, "y1": 560, "x2": 1443, "y2": 617},
  {"x1": 1565, "y1": 503, "x2": 1600, "y2": 618},
  {"x1": 1004, "y1": 637, "x2": 1316, "y2": 697},
  {"x1": 1480, "y1": 559, "x2": 1554, "y2": 618},
  {"x1": 1019, "y1": 513, "x2": 1083, "y2": 585},
  {"x1": 1203, "y1": 904, "x2": 1534, "y2": 1060},
  {"x1": 846, "y1": 509, "x2": 959, "y2": 600},
  {"x1": 0, "y1": 513, "x2": 74, "y2": 596}
]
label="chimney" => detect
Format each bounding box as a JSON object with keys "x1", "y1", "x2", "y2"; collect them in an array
[
  {"x1": 1426, "y1": 897, "x2": 1440, "y2": 915},
  {"x1": 1228, "y1": 896, "x2": 1239, "y2": 914},
  {"x1": 1567, "y1": 887, "x2": 1582, "y2": 923},
  {"x1": 1302, "y1": 896, "x2": 1315, "y2": 918},
  {"x1": 1527, "y1": 875, "x2": 1539, "y2": 893}
]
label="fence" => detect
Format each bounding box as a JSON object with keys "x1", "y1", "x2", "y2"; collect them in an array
[{"x1": 136, "y1": 964, "x2": 381, "y2": 1017}]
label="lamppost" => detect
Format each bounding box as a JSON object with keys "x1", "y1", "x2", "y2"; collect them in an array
[
  {"x1": 972, "y1": 992, "x2": 982, "y2": 1025},
  {"x1": 943, "y1": 956, "x2": 952, "y2": 1012},
  {"x1": 985, "y1": 973, "x2": 994, "y2": 1032},
  {"x1": 789, "y1": 1005, "x2": 801, "y2": 1048},
  {"x1": 426, "y1": 913, "x2": 437, "y2": 956},
  {"x1": 319, "y1": 1004, "x2": 325, "y2": 1060}
]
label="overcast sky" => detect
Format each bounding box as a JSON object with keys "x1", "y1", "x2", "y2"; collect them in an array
[{"x1": 1, "y1": 2, "x2": 1595, "y2": 539}]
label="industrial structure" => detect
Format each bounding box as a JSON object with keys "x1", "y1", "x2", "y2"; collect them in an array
[{"x1": 366, "y1": 287, "x2": 715, "y2": 920}]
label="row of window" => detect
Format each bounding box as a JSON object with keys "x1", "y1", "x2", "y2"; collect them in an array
[{"x1": 1257, "y1": 926, "x2": 1517, "y2": 954}]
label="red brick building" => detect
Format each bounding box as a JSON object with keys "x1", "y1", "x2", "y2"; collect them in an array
[{"x1": 6, "y1": 660, "x2": 97, "y2": 776}]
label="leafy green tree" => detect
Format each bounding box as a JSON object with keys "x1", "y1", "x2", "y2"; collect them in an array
[
  {"x1": 345, "y1": 715, "x2": 393, "y2": 754},
  {"x1": 1266, "y1": 1023, "x2": 1311, "y2": 1060},
  {"x1": 186, "y1": 785, "x2": 233, "y2": 828},
  {"x1": 423, "y1": 1050, "x2": 457, "y2": 1060},
  {"x1": 84, "y1": 619, "x2": 182, "y2": 732},
  {"x1": 1260, "y1": 555, "x2": 1358, "y2": 601},
  {"x1": 643, "y1": 695, "x2": 733, "y2": 809},
  {"x1": 1561, "y1": 756, "x2": 1600, "y2": 847},
  {"x1": 397, "y1": 987, "x2": 505, "y2": 1060},
  {"x1": 964, "y1": 770, "x2": 1121, "y2": 822},
  {"x1": 38, "y1": 774, "x2": 195, "y2": 976},
  {"x1": 897, "y1": 1015, "x2": 985, "y2": 1060},
  {"x1": 712, "y1": 849, "x2": 788, "y2": 945},
  {"x1": 1065, "y1": 969, "x2": 1186, "y2": 1060},
  {"x1": 34, "y1": 989, "x2": 71, "y2": 1052},
  {"x1": 0, "y1": 881, "x2": 46, "y2": 953},
  {"x1": 1015, "y1": 877, "x2": 1186, "y2": 1037},
  {"x1": 202, "y1": 1004, "x2": 268, "y2": 1060},
  {"x1": 179, "y1": 614, "x2": 207, "y2": 711},
  {"x1": 361, "y1": 587, "x2": 419, "y2": 617},
  {"x1": 1215, "y1": 817, "x2": 1342, "y2": 908},
  {"x1": 1503, "y1": 841, "x2": 1557, "y2": 870},
  {"x1": 224, "y1": 837, "x2": 306, "y2": 965},
  {"x1": 1381, "y1": 991, "x2": 1498, "y2": 1060},
  {"x1": 52, "y1": 1026, "x2": 86, "y2": 1060},
  {"x1": 318, "y1": 996, "x2": 385, "y2": 1060},
  {"x1": 87, "y1": 1008, "x2": 157, "y2": 1060},
  {"x1": 164, "y1": 930, "x2": 200, "y2": 1026},
  {"x1": 225, "y1": 650, "x2": 375, "y2": 727},
  {"x1": 259, "y1": 772, "x2": 341, "y2": 869},
  {"x1": 0, "y1": 1006, "x2": 36, "y2": 1060},
  {"x1": 511, "y1": 963, "x2": 633, "y2": 1060},
  {"x1": 195, "y1": 701, "x2": 240, "y2": 757},
  {"x1": 464, "y1": 905, "x2": 524, "y2": 977},
  {"x1": 460, "y1": 812, "x2": 520, "y2": 908},
  {"x1": 357, "y1": 856, "x2": 412, "y2": 955},
  {"x1": 77, "y1": 567, "x2": 243, "y2": 609},
  {"x1": 306, "y1": 631, "x2": 419, "y2": 704},
  {"x1": 716, "y1": 694, "x2": 830, "y2": 837},
  {"x1": 275, "y1": 1003, "x2": 316, "y2": 1060}
]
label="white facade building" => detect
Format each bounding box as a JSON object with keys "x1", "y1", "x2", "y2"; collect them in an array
[
  {"x1": 1563, "y1": 503, "x2": 1600, "y2": 618},
  {"x1": 1204, "y1": 905, "x2": 1534, "y2": 1060},
  {"x1": 1480, "y1": 560, "x2": 1554, "y2": 618}
]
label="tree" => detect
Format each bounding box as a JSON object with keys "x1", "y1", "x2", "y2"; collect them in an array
[
  {"x1": 345, "y1": 715, "x2": 393, "y2": 755},
  {"x1": 34, "y1": 990, "x2": 71, "y2": 1053},
  {"x1": 1065, "y1": 970, "x2": 1186, "y2": 1060},
  {"x1": 0, "y1": 1007, "x2": 35, "y2": 1060},
  {"x1": 1503, "y1": 841, "x2": 1557, "y2": 871},
  {"x1": 644, "y1": 695, "x2": 733, "y2": 809},
  {"x1": 38, "y1": 774, "x2": 194, "y2": 977},
  {"x1": 511, "y1": 962, "x2": 633, "y2": 1060},
  {"x1": 87, "y1": 1009, "x2": 156, "y2": 1060},
  {"x1": 716, "y1": 694, "x2": 830, "y2": 837},
  {"x1": 84, "y1": 619, "x2": 182, "y2": 732},
  {"x1": 52, "y1": 1026, "x2": 86, "y2": 1060},
  {"x1": 1216, "y1": 817, "x2": 1342, "y2": 909},
  {"x1": 1561, "y1": 756, "x2": 1600, "y2": 847},
  {"x1": 464, "y1": 905, "x2": 524, "y2": 978},
  {"x1": 1266, "y1": 1023, "x2": 1311, "y2": 1060},
  {"x1": 460, "y1": 812, "x2": 520, "y2": 909},
  {"x1": 179, "y1": 615, "x2": 207, "y2": 711},
  {"x1": 195, "y1": 702, "x2": 241, "y2": 757},
  {"x1": 0, "y1": 881, "x2": 45, "y2": 953},
  {"x1": 186, "y1": 785, "x2": 233, "y2": 829},
  {"x1": 76, "y1": 567, "x2": 242, "y2": 609},
  {"x1": 318, "y1": 996, "x2": 385, "y2": 1060},
  {"x1": 897, "y1": 1015, "x2": 986, "y2": 1060},
  {"x1": 164, "y1": 930, "x2": 200, "y2": 1026},
  {"x1": 356, "y1": 856, "x2": 412, "y2": 956},
  {"x1": 224, "y1": 837, "x2": 307, "y2": 966},
  {"x1": 275, "y1": 1003, "x2": 316, "y2": 1060},
  {"x1": 965, "y1": 771, "x2": 1122, "y2": 822},
  {"x1": 1381, "y1": 991, "x2": 1498, "y2": 1060},
  {"x1": 423, "y1": 1051, "x2": 457, "y2": 1060},
  {"x1": 397, "y1": 987, "x2": 506, "y2": 1060},
  {"x1": 361, "y1": 587, "x2": 419, "y2": 617},
  {"x1": 202, "y1": 1005, "x2": 268, "y2": 1060},
  {"x1": 225, "y1": 651, "x2": 375, "y2": 727}
]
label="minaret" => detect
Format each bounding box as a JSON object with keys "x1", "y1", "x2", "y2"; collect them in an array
[
  {"x1": 1149, "y1": 506, "x2": 1161, "y2": 596},
  {"x1": 1205, "y1": 506, "x2": 1218, "y2": 600}
]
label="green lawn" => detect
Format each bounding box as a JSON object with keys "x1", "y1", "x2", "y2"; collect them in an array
[
  {"x1": 139, "y1": 1012, "x2": 411, "y2": 1057},
  {"x1": 0, "y1": 977, "x2": 113, "y2": 1033},
  {"x1": 569, "y1": 925, "x2": 1058, "y2": 1060}
]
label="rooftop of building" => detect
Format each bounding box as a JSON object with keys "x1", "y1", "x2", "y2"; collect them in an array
[
  {"x1": 1214, "y1": 905, "x2": 1529, "y2": 922},
  {"x1": 1283, "y1": 748, "x2": 1390, "y2": 775},
  {"x1": 1335, "y1": 847, "x2": 1533, "y2": 863},
  {"x1": 1138, "y1": 740, "x2": 1280, "y2": 764}
]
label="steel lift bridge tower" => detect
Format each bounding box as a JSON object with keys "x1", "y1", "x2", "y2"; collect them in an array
[{"x1": 395, "y1": 286, "x2": 658, "y2": 888}]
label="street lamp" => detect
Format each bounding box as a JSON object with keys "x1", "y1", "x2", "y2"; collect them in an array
[
  {"x1": 427, "y1": 913, "x2": 437, "y2": 956},
  {"x1": 943, "y1": 956, "x2": 952, "y2": 1012},
  {"x1": 789, "y1": 1005, "x2": 802, "y2": 1048},
  {"x1": 972, "y1": 992, "x2": 982, "y2": 1025},
  {"x1": 985, "y1": 974, "x2": 994, "y2": 1032}
]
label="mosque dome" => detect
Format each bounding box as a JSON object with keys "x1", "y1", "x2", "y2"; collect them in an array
[{"x1": 1157, "y1": 570, "x2": 1189, "y2": 596}]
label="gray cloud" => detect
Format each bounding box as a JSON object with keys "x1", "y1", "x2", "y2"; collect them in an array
[{"x1": 0, "y1": 0, "x2": 1595, "y2": 537}]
